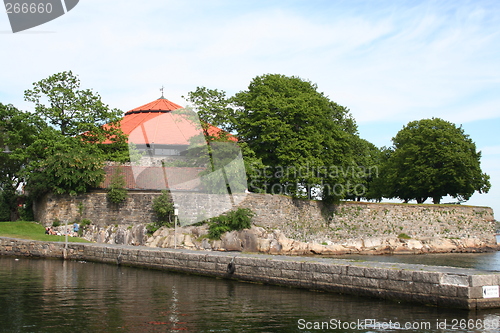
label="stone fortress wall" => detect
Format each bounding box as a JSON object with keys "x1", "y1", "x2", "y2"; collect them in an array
[{"x1": 35, "y1": 191, "x2": 496, "y2": 244}]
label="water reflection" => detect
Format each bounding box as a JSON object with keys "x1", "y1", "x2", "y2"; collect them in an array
[{"x1": 1, "y1": 256, "x2": 500, "y2": 332}]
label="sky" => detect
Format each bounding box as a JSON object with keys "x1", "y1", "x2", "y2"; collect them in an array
[{"x1": 1, "y1": 0, "x2": 500, "y2": 217}]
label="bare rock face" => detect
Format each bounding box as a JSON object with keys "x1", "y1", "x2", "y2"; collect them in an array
[
  {"x1": 184, "y1": 235, "x2": 196, "y2": 249},
  {"x1": 78, "y1": 223, "x2": 498, "y2": 256},
  {"x1": 421, "y1": 238, "x2": 457, "y2": 253},
  {"x1": 81, "y1": 224, "x2": 147, "y2": 245},
  {"x1": 239, "y1": 229, "x2": 259, "y2": 253},
  {"x1": 221, "y1": 231, "x2": 243, "y2": 251},
  {"x1": 362, "y1": 237, "x2": 384, "y2": 249}
]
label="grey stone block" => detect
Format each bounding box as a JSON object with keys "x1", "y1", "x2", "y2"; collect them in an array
[
  {"x1": 441, "y1": 274, "x2": 469, "y2": 287},
  {"x1": 238, "y1": 257, "x2": 261, "y2": 267},
  {"x1": 329, "y1": 274, "x2": 347, "y2": 285},
  {"x1": 312, "y1": 272, "x2": 333, "y2": 283},
  {"x1": 305, "y1": 262, "x2": 333, "y2": 274},
  {"x1": 456, "y1": 286, "x2": 470, "y2": 298},
  {"x1": 276, "y1": 260, "x2": 303, "y2": 271},
  {"x1": 387, "y1": 269, "x2": 413, "y2": 281},
  {"x1": 413, "y1": 271, "x2": 441, "y2": 284},
  {"x1": 364, "y1": 267, "x2": 388, "y2": 279},
  {"x1": 379, "y1": 279, "x2": 412, "y2": 292},
  {"x1": 412, "y1": 282, "x2": 440, "y2": 295},
  {"x1": 299, "y1": 271, "x2": 314, "y2": 282},
  {"x1": 350, "y1": 276, "x2": 379, "y2": 288},
  {"x1": 279, "y1": 269, "x2": 298, "y2": 279},
  {"x1": 469, "y1": 286, "x2": 484, "y2": 299},
  {"x1": 469, "y1": 275, "x2": 498, "y2": 287},
  {"x1": 347, "y1": 265, "x2": 365, "y2": 277}
]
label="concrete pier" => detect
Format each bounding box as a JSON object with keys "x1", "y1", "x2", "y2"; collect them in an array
[{"x1": 1, "y1": 237, "x2": 500, "y2": 310}]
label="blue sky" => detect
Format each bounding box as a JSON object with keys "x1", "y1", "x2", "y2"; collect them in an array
[{"x1": 1, "y1": 0, "x2": 499, "y2": 216}]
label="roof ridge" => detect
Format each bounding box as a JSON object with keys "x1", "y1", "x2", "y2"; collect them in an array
[{"x1": 127, "y1": 97, "x2": 183, "y2": 113}]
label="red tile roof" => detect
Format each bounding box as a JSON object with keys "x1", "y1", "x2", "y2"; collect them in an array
[
  {"x1": 125, "y1": 111, "x2": 201, "y2": 146},
  {"x1": 103, "y1": 97, "x2": 236, "y2": 145},
  {"x1": 127, "y1": 97, "x2": 183, "y2": 113}
]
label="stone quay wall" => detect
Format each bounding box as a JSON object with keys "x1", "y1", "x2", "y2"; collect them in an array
[
  {"x1": 35, "y1": 191, "x2": 496, "y2": 244},
  {"x1": 2, "y1": 237, "x2": 500, "y2": 310}
]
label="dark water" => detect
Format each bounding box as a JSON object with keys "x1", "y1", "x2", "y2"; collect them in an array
[{"x1": 1, "y1": 256, "x2": 500, "y2": 333}]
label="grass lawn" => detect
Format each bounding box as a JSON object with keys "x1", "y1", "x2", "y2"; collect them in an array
[{"x1": 0, "y1": 221, "x2": 92, "y2": 243}]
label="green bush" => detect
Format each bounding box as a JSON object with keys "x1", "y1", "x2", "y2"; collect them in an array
[
  {"x1": 106, "y1": 167, "x2": 128, "y2": 204},
  {"x1": 80, "y1": 218, "x2": 91, "y2": 227},
  {"x1": 208, "y1": 208, "x2": 254, "y2": 240},
  {"x1": 0, "y1": 194, "x2": 11, "y2": 221},
  {"x1": 398, "y1": 233, "x2": 411, "y2": 239},
  {"x1": 18, "y1": 198, "x2": 34, "y2": 222},
  {"x1": 152, "y1": 190, "x2": 174, "y2": 222},
  {"x1": 146, "y1": 223, "x2": 161, "y2": 235},
  {"x1": 148, "y1": 191, "x2": 174, "y2": 234},
  {"x1": 77, "y1": 218, "x2": 92, "y2": 236},
  {"x1": 0, "y1": 189, "x2": 17, "y2": 221}
]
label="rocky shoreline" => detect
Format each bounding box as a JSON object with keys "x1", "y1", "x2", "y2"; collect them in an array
[{"x1": 77, "y1": 224, "x2": 499, "y2": 256}]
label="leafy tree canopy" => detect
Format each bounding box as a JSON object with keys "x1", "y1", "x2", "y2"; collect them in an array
[
  {"x1": 23, "y1": 129, "x2": 106, "y2": 198},
  {"x1": 186, "y1": 74, "x2": 371, "y2": 200},
  {"x1": 382, "y1": 118, "x2": 490, "y2": 204},
  {"x1": 0, "y1": 103, "x2": 47, "y2": 190},
  {"x1": 0, "y1": 71, "x2": 129, "y2": 215},
  {"x1": 184, "y1": 87, "x2": 236, "y2": 133},
  {"x1": 0, "y1": 103, "x2": 48, "y2": 220},
  {"x1": 232, "y1": 74, "x2": 364, "y2": 200},
  {"x1": 24, "y1": 70, "x2": 126, "y2": 147}
]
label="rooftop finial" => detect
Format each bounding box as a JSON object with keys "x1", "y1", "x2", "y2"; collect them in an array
[{"x1": 159, "y1": 86, "x2": 165, "y2": 99}]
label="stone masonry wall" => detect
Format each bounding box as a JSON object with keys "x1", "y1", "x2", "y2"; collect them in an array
[
  {"x1": 34, "y1": 191, "x2": 162, "y2": 226},
  {"x1": 34, "y1": 191, "x2": 496, "y2": 243},
  {"x1": 237, "y1": 195, "x2": 496, "y2": 243}
]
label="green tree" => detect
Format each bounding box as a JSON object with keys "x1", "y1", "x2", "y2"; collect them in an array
[
  {"x1": 232, "y1": 74, "x2": 360, "y2": 200},
  {"x1": 346, "y1": 137, "x2": 383, "y2": 201},
  {"x1": 382, "y1": 118, "x2": 490, "y2": 204},
  {"x1": 184, "y1": 89, "x2": 265, "y2": 193},
  {"x1": 185, "y1": 74, "x2": 377, "y2": 201},
  {"x1": 184, "y1": 87, "x2": 236, "y2": 133},
  {"x1": 19, "y1": 71, "x2": 130, "y2": 200},
  {"x1": 23, "y1": 130, "x2": 106, "y2": 198},
  {"x1": 0, "y1": 103, "x2": 47, "y2": 220},
  {"x1": 0, "y1": 103, "x2": 46, "y2": 188},
  {"x1": 24, "y1": 70, "x2": 126, "y2": 149},
  {"x1": 364, "y1": 146, "x2": 391, "y2": 201}
]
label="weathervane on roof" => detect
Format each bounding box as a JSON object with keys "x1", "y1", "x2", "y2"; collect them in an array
[{"x1": 160, "y1": 86, "x2": 165, "y2": 99}]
